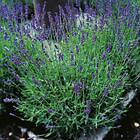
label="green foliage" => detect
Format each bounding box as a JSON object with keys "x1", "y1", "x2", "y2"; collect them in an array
[
  {"x1": 14, "y1": 20, "x2": 137, "y2": 138},
  {"x1": 129, "y1": 42, "x2": 140, "y2": 87},
  {"x1": 0, "y1": 0, "x2": 139, "y2": 139}
]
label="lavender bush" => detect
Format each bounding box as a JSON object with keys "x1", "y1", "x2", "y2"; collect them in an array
[{"x1": 0, "y1": 0, "x2": 140, "y2": 139}]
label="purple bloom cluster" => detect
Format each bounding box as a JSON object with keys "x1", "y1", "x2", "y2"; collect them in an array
[
  {"x1": 73, "y1": 82, "x2": 85, "y2": 95},
  {"x1": 84, "y1": 100, "x2": 92, "y2": 115},
  {"x1": 58, "y1": 53, "x2": 64, "y2": 61},
  {"x1": 106, "y1": 44, "x2": 112, "y2": 53},
  {"x1": 11, "y1": 55, "x2": 21, "y2": 65},
  {"x1": 3, "y1": 97, "x2": 19, "y2": 103},
  {"x1": 103, "y1": 88, "x2": 109, "y2": 97},
  {"x1": 32, "y1": 75, "x2": 40, "y2": 86},
  {"x1": 4, "y1": 32, "x2": 10, "y2": 40},
  {"x1": 47, "y1": 108, "x2": 54, "y2": 113}
]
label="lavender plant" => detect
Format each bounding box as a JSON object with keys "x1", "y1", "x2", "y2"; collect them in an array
[{"x1": 0, "y1": 0, "x2": 140, "y2": 139}]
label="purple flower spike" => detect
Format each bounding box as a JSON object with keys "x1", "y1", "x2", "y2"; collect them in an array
[
  {"x1": 13, "y1": 72, "x2": 20, "y2": 81},
  {"x1": 86, "y1": 100, "x2": 92, "y2": 105},
  {"x1": 47, "y1": 108, "x2": 54, "y2": 113},
  {"x1": 96, "y1": 60, "x2": 99, "y2": 74},
  {"x1": 92, "y1": 73, "x2": 95, "y2": 80},
  {"x1": 106, "y1": 45, "x2": 112, "y2": 53},
  {"x1": 25, "y1": 4, "x2": 29, "y2": 19},
  {"x1": 58, "y1": 53, "x2": 64, "y2": 61},
  {"x1": 70, "y1": 50, "x2": 75, "y2": 61},
  {"x1": 32, "y1": 75, "x2": 39, "y2": 86},
  {"x1": 92, "y1": 35, "x2": 96, "y2": 44},
  {"x1": 14, "y1": 38, "x2": 18, "y2": 48},
  {"x1": 84, "y1": 100, "x2": 92, "y2": 115},
  {"x1": 46, "y1": 125, "x2": 55, "y2": 129},
  {"x1": 102, "y1": 52, "x2": 106, "y2": 59},
  {"x1": 73, "y1": 82, "x2": 84, "y2": 95},
  {"x1": 73, "y1": 32, "x2": 77, "y2": 36},
  {"x1": 75, "y1": 0, "x2": 80, "y2": 8},
  {"x1": 81, "y1": 33, "x2": 85, "y2": 45},
  {"x1": 84, "y1": 108, "x2": 91, "y2": 114},
  {"x1": 3, "y1": 98, "x2": 19, "y2": 103},
  {"x1": 100, "y1": 15, "x2": 105, "y2": 30},
  {"x1": 11, "y1": 55, "x2": 21, "y2": 65},
  {"x1": 79, "y1": 65, "x2": 83, "y2": 72},
  {"x1": 103, "y1": 88, "x2": 109, "y2": 97},
  {"x1": 20, "y1": 39, "x2": 24, "y2": 47},
  {"x1": 4, "y1": 32, "x2": 9, "y2": 40},
  {"x1": 76, "y1": 45, "x2": 79, "y2": 54}
]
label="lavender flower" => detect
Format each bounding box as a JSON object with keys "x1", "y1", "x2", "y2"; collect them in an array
[
  {"x1": 92, "y1": 35, "x2": 96, "y2": 44},
  {"x1": 101, "y1": 115, "x2": 108, "y2": 120},
  {"x1": 112, "y1": 64, "x2": 115, "y2": 70},
  {"x1": 19, "y1": 48, "x2": 28, "y2": 56},
  {"x1": 0, "y1": 25, "x2": 2, "y2": 32},
  {"x1": 96, "y1": 60, "x2": 99, "y2": 74},
  {"x1": 4, "y1": 32, "x2": 9, "y2": 40},
  {"x1": 8, "y1": 22, "x2": 13, "y2": 32},
  {"x1": 20, "y1": 39, "x2": 24, "y2": 47},
  {"x1": 58, "y1": 53, "x2": 64, "y2": 61},
  {"x1": 36, "y1": 3, "x2": 42, "y2": 17},
  {"x1": 3, "y1": 98, "x2": 19, "y2": 103},
  {"x1": 19, "y1": 2, "x2": 23, "y2": 17},
  {"x1": 4, "y1": 79, "x2": 13, "y2": 85},
  {"x1": 78, "y1": 65, "x2": 83, "y2": 72},
  {"x1": 11, "y1": 55, "x2": 21, "y2": 65},
  {"x1": 25, "y1": 4, "x2": 29, "y2": 19},
  {"x1": 84, "y1": 108, "x2": 91, "y2": 114},
  {"x1": 42, "y1": 1, "x2": 47, "y2": 23},
  {"x1": 105, "y1": 1, "x2": 112, "y2": 17},
  {"x1": 13, "y1": 72, "x2": 20, "y2": 81},
  {"x1": 84, "y1": 100, "x2": 92, "y2": 115},
  {"x1": 32, "y1": 75, "x2": 39, "y2": 86},
  {"x1": 100, "y1": 15, "x2": 105, "y2": 30},
  {"x1": 70, "y1": 49, "x2": 75, "y2": 61},
  {"x1": 14, "y1": 38, "x2": 18, "y2": 47},
  {"x1": 106, "y1": 45, "x2": 112, "y2": 53},
  {"x1": 45, "y1": 125, "x2": 56, "y2": 129},
  {"x1": 54, "y1": 15, "x2": 60, "y2": 27},
  {"x1": 75, "y1": 0, "x2": 80, "y2": 9},
  {"x1": 73, "y1": 32, "x2": 77, "y2": 36},
  {"x1": 114, "y1": 80, "x2": 123, "y2": 89},
  {"x1": 92, "y1": 72, "x2": 95, "y2": 80},
  {"x1": 73, "y1": 82, "x2": 84, "y2": 95},
  {"x1": 102, "y1": 52, "x2": 106, "y2": 59},
  {"x1": 81, "y1": 32, "x2": 85, "y2": 45},
  {"x1": 65, "y1": 5, "x2": 72, "y2": 19},
  {"x1": 76, "y1": 45, "x2": 79, "y2": 54},
  {"x1": 95, "y1": 18, "x2": 98, "y2": 31},
  {"x1": 103, "y1": 88, "x2": 109, "y2": 97},
  {"x1": 47, "y1": 108, "x2": 54, "y2": 113}
]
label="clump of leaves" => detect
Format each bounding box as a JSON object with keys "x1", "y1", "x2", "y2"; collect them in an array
[
  {"x1": 18, "y1": 20, "x2": 137, "y2": 140},
  {"x1": 0, "y1": 0, "x2": 139, "y2": 139}
]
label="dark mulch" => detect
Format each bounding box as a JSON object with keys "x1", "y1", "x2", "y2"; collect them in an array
[{"x1": 104, "y1": 91, "x2": 140, "y2": 140}]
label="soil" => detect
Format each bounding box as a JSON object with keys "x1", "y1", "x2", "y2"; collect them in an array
[
  {"x1": 104, "y1": 90, "x2": 140, "y2": 140},
  {"x1": 0, "y1": 112, "x2": 46, "y2": 140}
]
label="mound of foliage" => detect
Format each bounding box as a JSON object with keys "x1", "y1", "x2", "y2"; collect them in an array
[{"x1": 0, "y1": 0, "x2": 140, "y2": 139}]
